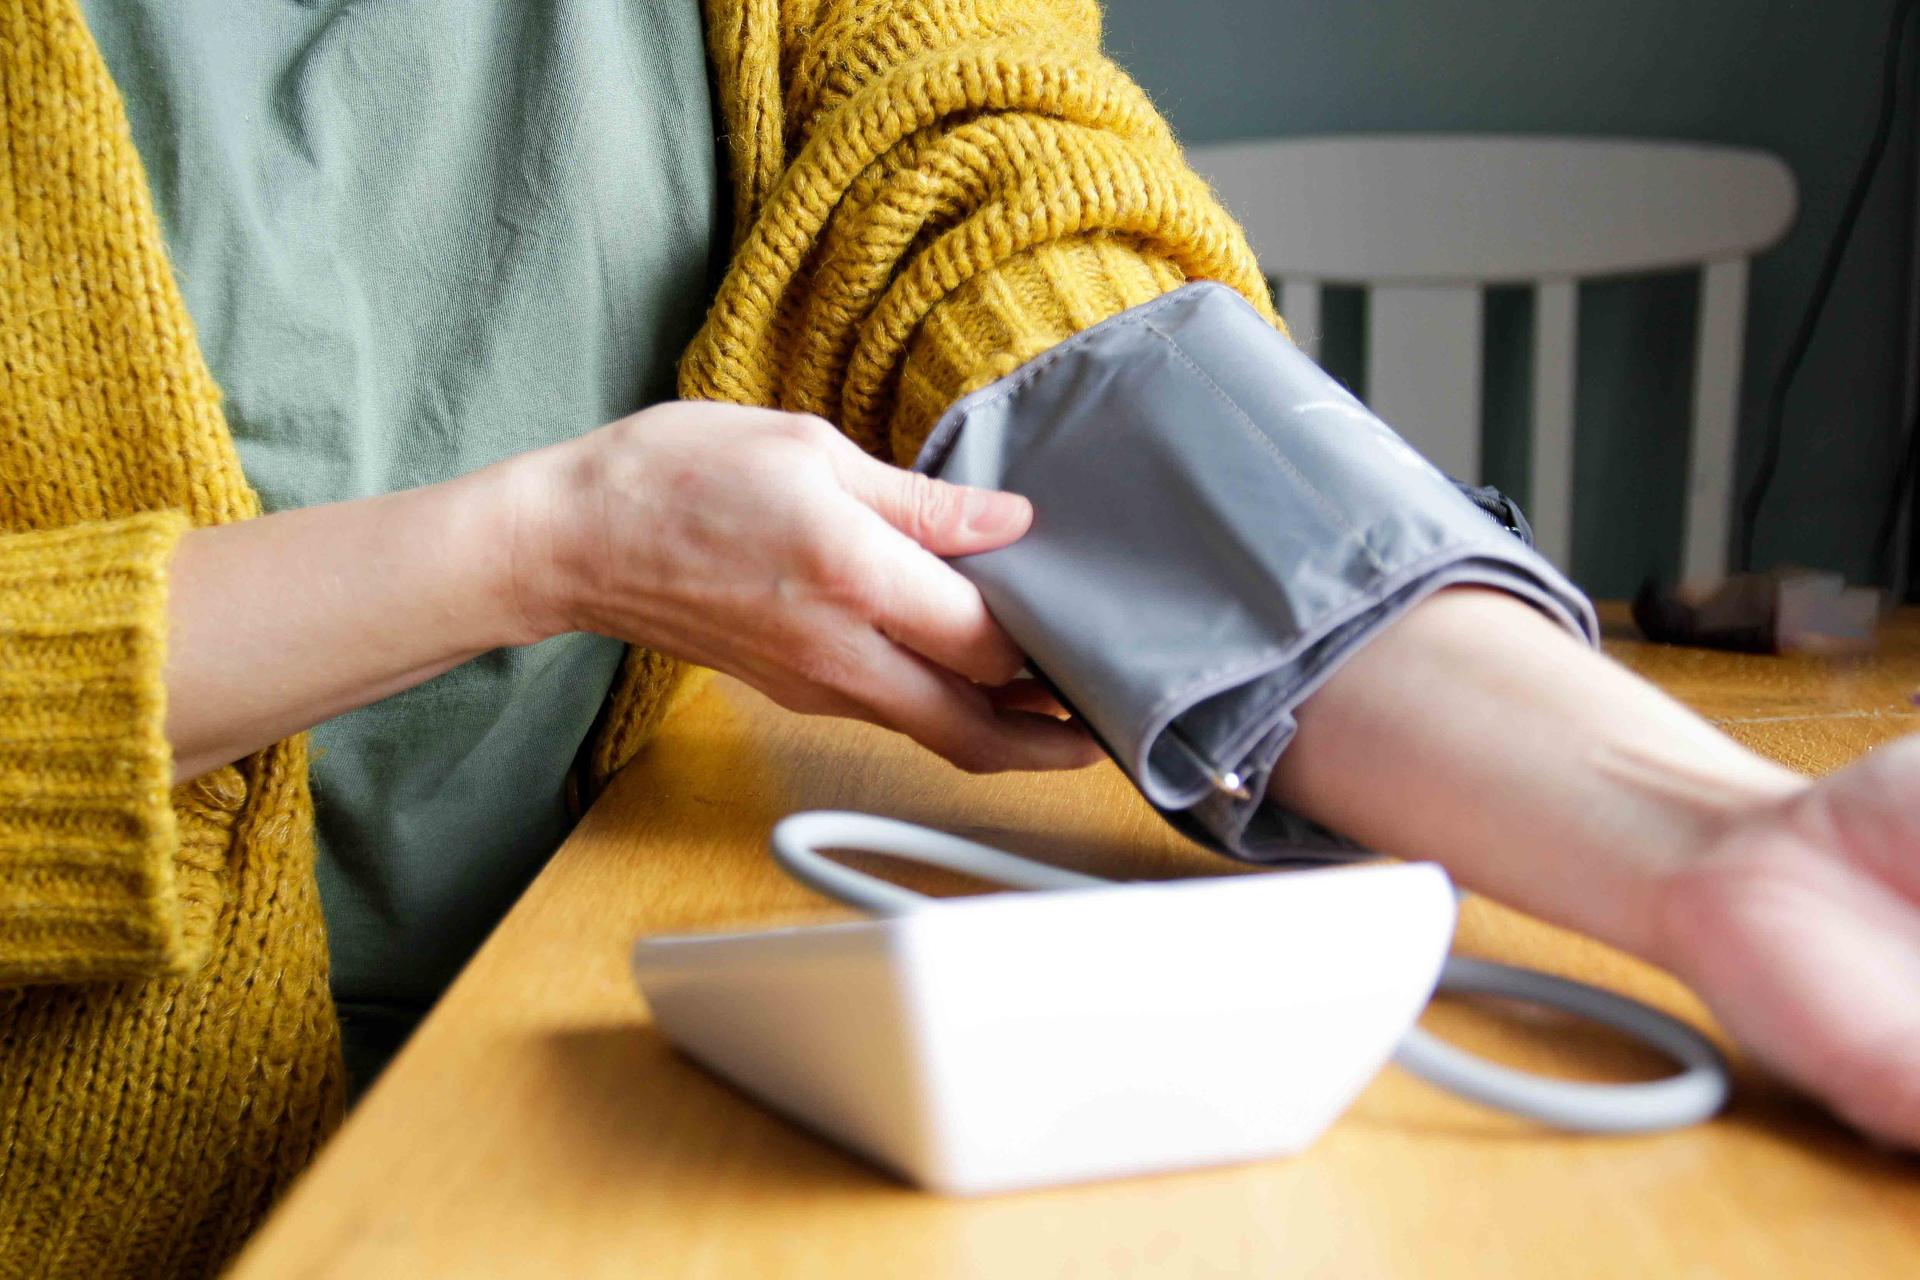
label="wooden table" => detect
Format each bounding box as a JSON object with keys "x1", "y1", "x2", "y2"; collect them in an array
[{"x1": 233, "y1": 609, "x2": 1920, "y2": 1278}]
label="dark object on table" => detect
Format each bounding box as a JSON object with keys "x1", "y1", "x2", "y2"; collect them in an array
[{"x1": 1633, "y1": 571, "x2": 1883, "y2": 655}]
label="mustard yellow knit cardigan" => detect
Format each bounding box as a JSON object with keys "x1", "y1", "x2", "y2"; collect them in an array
[{"x1": 0, "y1": 0, "x2": 1270, "y2": 1273}]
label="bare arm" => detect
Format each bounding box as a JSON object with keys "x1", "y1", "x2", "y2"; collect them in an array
[
  {"x1": 165, "y1": 467, "x2": 519, "y2": 780},
  {"x1": 163, "y1": 400, "x2": 1097, "y2": 783},
  {"x1": 1270, "y1": 587, "x2": 1920, "y2": 1145},
  {"x1": 1267, "y1": 588, "x2": 1805, "y2": 960}
]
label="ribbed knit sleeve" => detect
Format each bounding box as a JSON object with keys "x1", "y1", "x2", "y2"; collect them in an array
[
  {"x1": 681, "y1": 0, "x2": 1280, "y2": 464},
  {"x1": 0, "y1": 509, "x2": 222, "y2": 985}
]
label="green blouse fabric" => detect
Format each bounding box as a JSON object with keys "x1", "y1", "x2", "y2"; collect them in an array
[{"x1": 84, "y1": 0, "x2": 721, "y2": 1090}]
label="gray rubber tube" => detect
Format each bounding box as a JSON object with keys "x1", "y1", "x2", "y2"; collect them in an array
[
  {"x1": 1398, "y1": 955, "x2": 1729, "y2": 1133},
  {"x1": 770, "y1": 811, "x2": 1730, "y2": 1136}
]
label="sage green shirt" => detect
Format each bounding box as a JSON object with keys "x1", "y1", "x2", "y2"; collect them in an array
[{"x1": 85, "y1": 0, "x2": 721, "y2": 1089}]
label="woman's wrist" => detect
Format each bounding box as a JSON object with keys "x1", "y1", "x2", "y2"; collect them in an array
[
  {"x1": 1591, "y1": 736, "x2": 1810, "y2": 966},
  {"x1": 163, "y1": 459, "x2": 577, "y2": 780},
  {"x1": 462, "y1": 437, "x2": 594, "y2": 649},
  {"x1": 1269, "y1": 587, "x2": 1813, "y2": 967}
]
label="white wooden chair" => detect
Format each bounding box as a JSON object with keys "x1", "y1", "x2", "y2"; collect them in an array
[{"x1": 1187, "y1": 136, "x2": 1798, "y2": 578}]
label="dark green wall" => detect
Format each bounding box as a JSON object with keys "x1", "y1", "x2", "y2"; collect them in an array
[{"x1": 1101, "y1": 0, "x2": 1917, "y2": 596}]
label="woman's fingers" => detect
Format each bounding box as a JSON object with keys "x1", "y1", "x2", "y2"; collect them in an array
[
  {"x1": 984, "y1": 678, "x2": 1075, "y2": 719},
  {"x1": 555, "y1": 402, "x2": 1091, "y2": 775},
  {"x1": 823, "y1": 428, "x2": 1033, "y2": 557},
  {"x1": 850, "y1": 510, "x2": 1029, "y2": 686},
  {"x1": 798, "y1": 428, "x2": 1036, "y2": 685},
  {"x1": 836, "y1": 636, "x2": 1099, "y2": 774}
]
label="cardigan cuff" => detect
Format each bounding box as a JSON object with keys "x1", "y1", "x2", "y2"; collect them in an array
[{"x1": 0, "y1": 510, "x2": 220, "y2": 985}]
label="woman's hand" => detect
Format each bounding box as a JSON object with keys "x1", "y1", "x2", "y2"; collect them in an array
[
  {"x1": 504, "y1": 401, "x2": 1100, "y2": 774},
  {"x1": 165, "y1": 400, "x2": 1095, "y2": 782},
  {"x1": 1656, "y1": 736, "x2": 1920, "y2": 1147}
]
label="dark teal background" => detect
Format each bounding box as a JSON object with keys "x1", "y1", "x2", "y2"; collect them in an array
[{"x1": 1102, "y1": 0, "x2": 1917, "y2": 596}]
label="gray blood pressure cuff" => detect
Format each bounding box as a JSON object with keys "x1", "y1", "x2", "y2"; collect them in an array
[{"x1": 912, "y1": 282, "x2": 1598, "y2": 862}]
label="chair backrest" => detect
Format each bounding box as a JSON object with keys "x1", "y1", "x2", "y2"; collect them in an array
[{"x1": 1187, "y1": 135, "x2": 1798, "y2": 578}]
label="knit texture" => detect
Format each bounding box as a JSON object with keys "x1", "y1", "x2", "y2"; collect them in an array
[
  {"x1": 602, "y1": 0, "x2": 1278, "y2": 794},
  {"x1": 596, "y1": 0, "x2": 1276, "y2": 792},
  {"x1": 0, "y1": 510, "x2": 213, "y2": 985},
  {"x1": 0, "y1": 1, "x2": 345, "y2": 1274},
  {"x1": 678, "y1": 0, "x2": 1276, "y2": 464},
  {"x1": 0, "y1": 0, "x2": 1272, "y2": 1272}
]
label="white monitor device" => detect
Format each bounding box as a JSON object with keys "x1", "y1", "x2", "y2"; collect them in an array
[{"x1": 632, "y1": 860, "x2": 1456, "y2": 1194}]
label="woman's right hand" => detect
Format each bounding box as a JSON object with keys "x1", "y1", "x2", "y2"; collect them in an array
[{"x1": 501, "y1": 401, "x2": 1100, "y2": 774}]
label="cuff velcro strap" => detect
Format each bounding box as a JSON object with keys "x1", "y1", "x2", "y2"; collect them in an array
[{"x1": 914, "y1": 282, "x2": 1597, "y2": 860}]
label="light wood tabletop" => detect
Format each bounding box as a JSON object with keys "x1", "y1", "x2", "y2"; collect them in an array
[{"x1": 232, "y1": 608, "x2": 1920, "y2": 1279}]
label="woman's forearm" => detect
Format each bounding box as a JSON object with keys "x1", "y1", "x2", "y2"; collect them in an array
[
  {"x1": 164, "y1": 464, "x2": 529, "y2": 782},
  {"x1": 162, "y1": 401, "x2": 1097, "y2": 785},
  {"x1": 1266, "y1": 587, "x2": 1809, "y2": 964}
]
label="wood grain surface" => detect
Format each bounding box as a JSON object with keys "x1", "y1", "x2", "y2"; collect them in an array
[{"x1": 231, "y1": 608, "x2": 1920, "y2": 1279}]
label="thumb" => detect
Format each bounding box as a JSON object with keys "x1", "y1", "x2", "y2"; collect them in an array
[{"x1": 834, "y1": 450, "x2": 1033, "y2": 556}]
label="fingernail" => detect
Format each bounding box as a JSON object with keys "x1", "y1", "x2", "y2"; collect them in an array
[{"x1": 963, "y1": 490, "x2": 1030, "y2": 538}]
